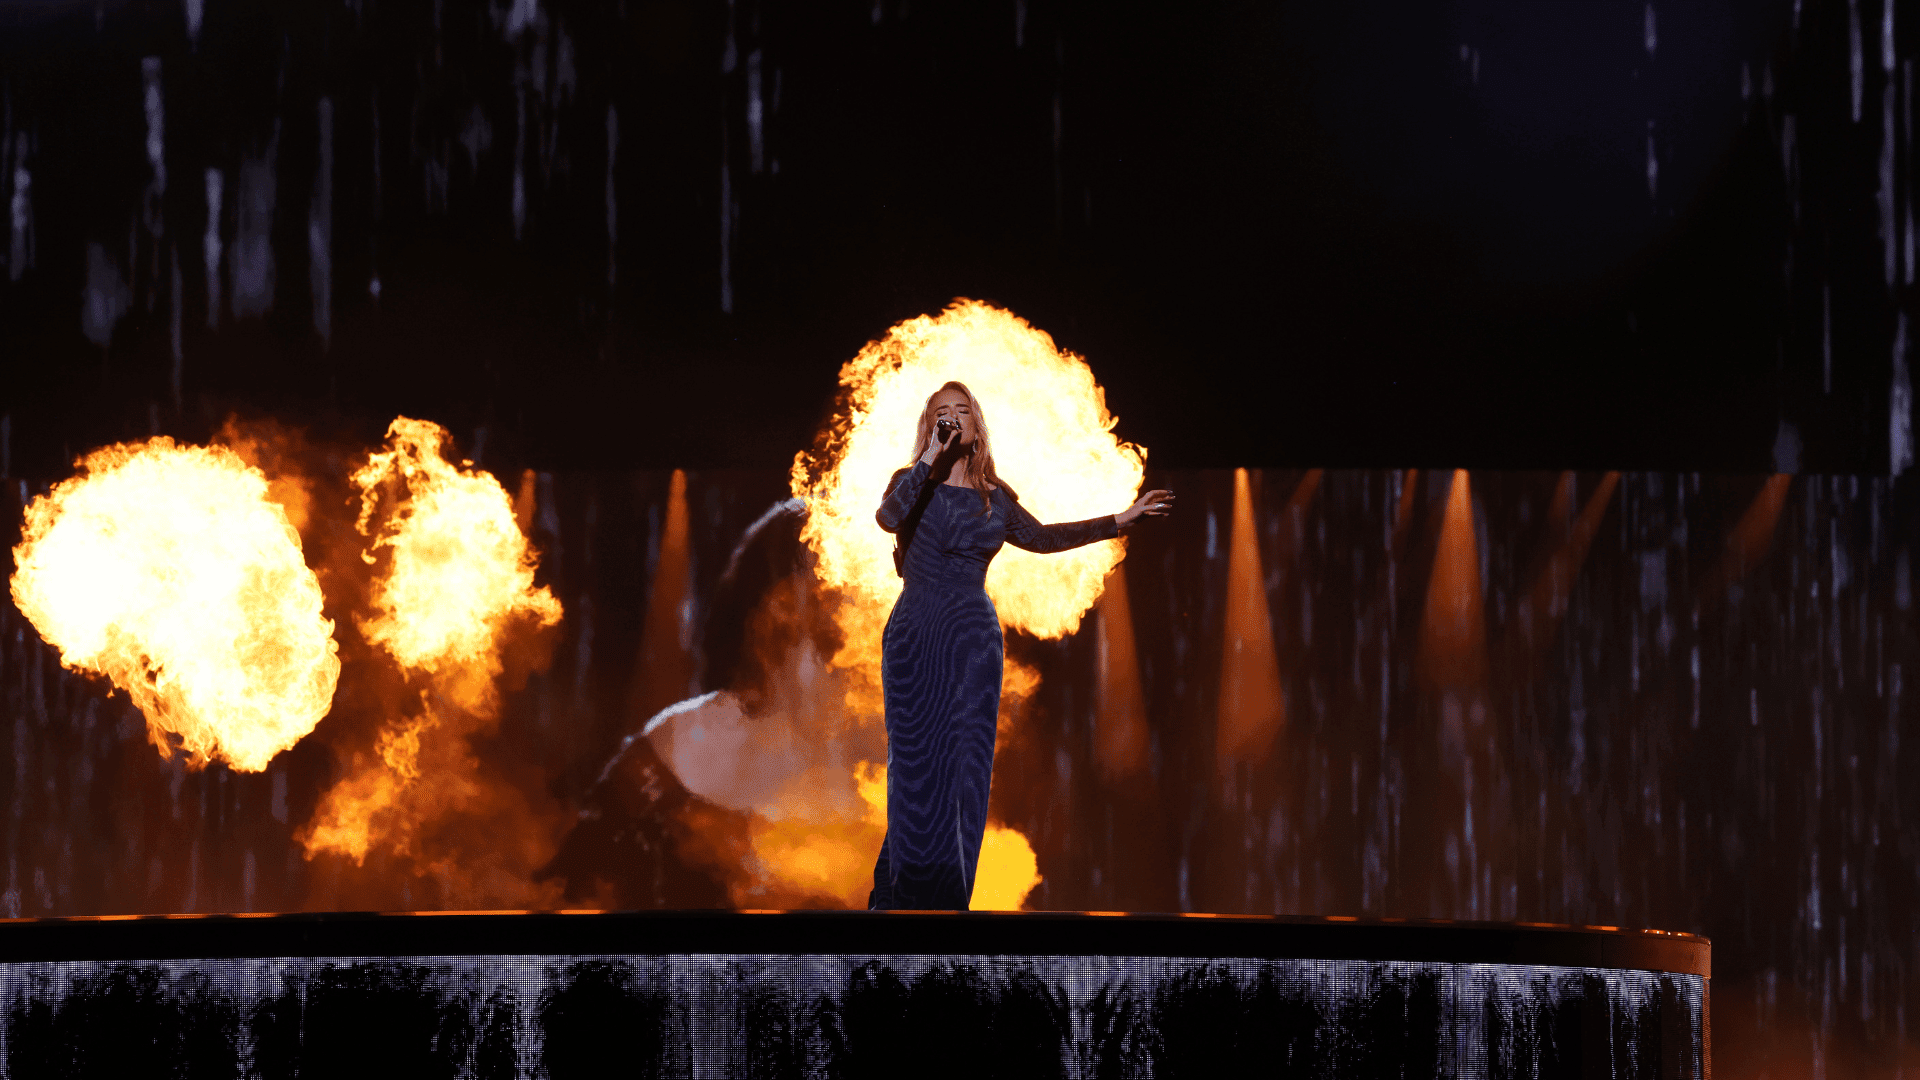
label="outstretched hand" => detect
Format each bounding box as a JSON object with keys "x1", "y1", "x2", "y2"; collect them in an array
[{"x1": 1115, "y1": 489, "x2": 1176, "y2": 531}]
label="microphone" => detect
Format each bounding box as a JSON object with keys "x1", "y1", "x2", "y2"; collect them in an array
[{"x1": 935, "y1": 418, "x2": 960, "y2": 444}]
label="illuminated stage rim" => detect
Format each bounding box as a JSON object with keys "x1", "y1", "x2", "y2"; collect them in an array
[{"x1": 0, "y1": 911, "x2": 1707, "y2": 975}]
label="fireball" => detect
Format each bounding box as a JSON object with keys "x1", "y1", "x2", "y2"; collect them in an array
[
  {"x1": 791, "y1": 299, "x2": 1146, "y2": 712},
  {"x1": 9, "y1": 438, "x2": 340, "y2": 772},
  {"x1": 353, "y1": 417, "x2": 563, "y2": 685},
  {"x1": 301, "y1": 417, "x2": 562, "y2": 879}
]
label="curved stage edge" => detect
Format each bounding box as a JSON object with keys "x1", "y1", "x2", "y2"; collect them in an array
[{"x1": 0, "y1": 911, "x2": 1708, "y2": 1078}]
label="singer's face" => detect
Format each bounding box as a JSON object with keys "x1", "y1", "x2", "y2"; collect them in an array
[{"x1": 929, "y1": 389, "x2": 976, "y2": 445}]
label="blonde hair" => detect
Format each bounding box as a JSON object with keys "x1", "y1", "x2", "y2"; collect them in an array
[{"x1": 910, "y1": 381, "x2": 1016, "y2": 515}]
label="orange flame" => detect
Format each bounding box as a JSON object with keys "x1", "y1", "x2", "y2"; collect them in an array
[
  {"x1": 352, "y1": 418, "x2": 563, "y2": 696},
  {"x1": 973, "y1": 816, "x2": 1044, "y2": 911},
  {"x1": 773, "y1": 300, "x2": 1137, "y2": 906},
  {"x1": 725, "y1": 642, "x2": 1048, "y2": 908},
  {"x1": 791, "y1": 299, "x2": 1146, "y2": 686},
  {"x1": 9, "y1": 438, "x2": 340, "y2": 772},
  {"x1": 300, "y1": 417, "x2": 562, "y2": 879},
  {"x1": 299, "y1": 707, "x2": 436, "y2": 863},
  {"x1": 744, "y1": 759, "x2": 1040, "y2": 909},
  {"x1": 741, "y1": 760, "x2": 891, "y2": 907}
]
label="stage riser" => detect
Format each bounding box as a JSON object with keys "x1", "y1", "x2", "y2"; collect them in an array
[{"x1": 1, "y1": 956, "x2": 1703, "y2": 1079}]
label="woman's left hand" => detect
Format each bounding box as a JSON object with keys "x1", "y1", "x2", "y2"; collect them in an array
[{"x1": 1115, "y1": 489, "x2": 1176, "y2": 531}]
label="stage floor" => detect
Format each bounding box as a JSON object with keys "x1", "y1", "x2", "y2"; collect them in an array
[
  {"x1": 0, "y1": 908, "x2": 1706, "y2": 970},
  {"x1": 0, "y1": 911, "x2": 1707, "y2": 1079}
]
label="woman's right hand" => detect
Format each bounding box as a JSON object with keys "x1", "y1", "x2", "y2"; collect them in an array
[{"x1": 920, "y1": 424, "x2": 957, "y2": 466}]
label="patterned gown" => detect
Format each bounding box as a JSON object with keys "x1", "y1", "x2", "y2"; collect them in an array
[{"x1": 869, "y1": 460, "x2": 1119, "y2": 910}]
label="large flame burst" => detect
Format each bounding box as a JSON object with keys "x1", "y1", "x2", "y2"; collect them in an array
[
  {"x1": 791, "y1": 299, "x2": 1146, "y2": 678},
  {"x1": 781, "y1": 299, "x2": 1143, "y2": 908},
  {"x1": 301, "y1": 418, "x2": 562, "y2": 871},
  {"x1": 352, "y1": 418, "x2": 563, "y2": 697},
  {"x1": 9, "y1": 439, "x2": 340, "y2": 772}
]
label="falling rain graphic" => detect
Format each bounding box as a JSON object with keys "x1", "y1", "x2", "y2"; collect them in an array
[{"x1": 0, "y1": 0, "x2": 1915, "y2": 1076}]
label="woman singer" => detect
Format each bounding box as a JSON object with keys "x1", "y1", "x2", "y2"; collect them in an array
[{"x1": 869, "y1": 380, "x2": 1174, "y2": 910}]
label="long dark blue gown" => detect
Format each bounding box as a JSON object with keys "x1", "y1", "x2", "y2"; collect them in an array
[{"x1": 869, "y1": 460, "x2": 1119, "y2": 910}]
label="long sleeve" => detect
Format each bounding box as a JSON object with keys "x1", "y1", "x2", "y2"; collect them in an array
[
  {"x1": 876, "y1": 461, "x2": 934, "y2": 533},
  {"x1": 1001, "y1": 491, "x2": 1120, "y2": 553}
]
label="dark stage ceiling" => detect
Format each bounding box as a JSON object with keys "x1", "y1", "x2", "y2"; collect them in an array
[{"x1": 0, "y1": 0, "x2": 1909, "y2": 475}]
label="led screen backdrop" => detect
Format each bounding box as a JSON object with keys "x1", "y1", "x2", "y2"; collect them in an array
[
  {"x1": 0, "y1": 1, "x2": 1914, "y2": 1078},
  {"x1": 0, "y1": 466, "x2": 1909, "y2": 1076}
]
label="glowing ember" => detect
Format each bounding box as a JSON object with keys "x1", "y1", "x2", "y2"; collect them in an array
[
  {"x1": 301, "y1": 417, "x2": 562, "y2": 873},
  {"x1": 9, "y1": 438, "x2": 340, "y2": 772}
]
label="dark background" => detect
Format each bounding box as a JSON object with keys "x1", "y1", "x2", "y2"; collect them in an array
[{"x1": 0, "y1": 0, "x2": 1908, "y2": 476}]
